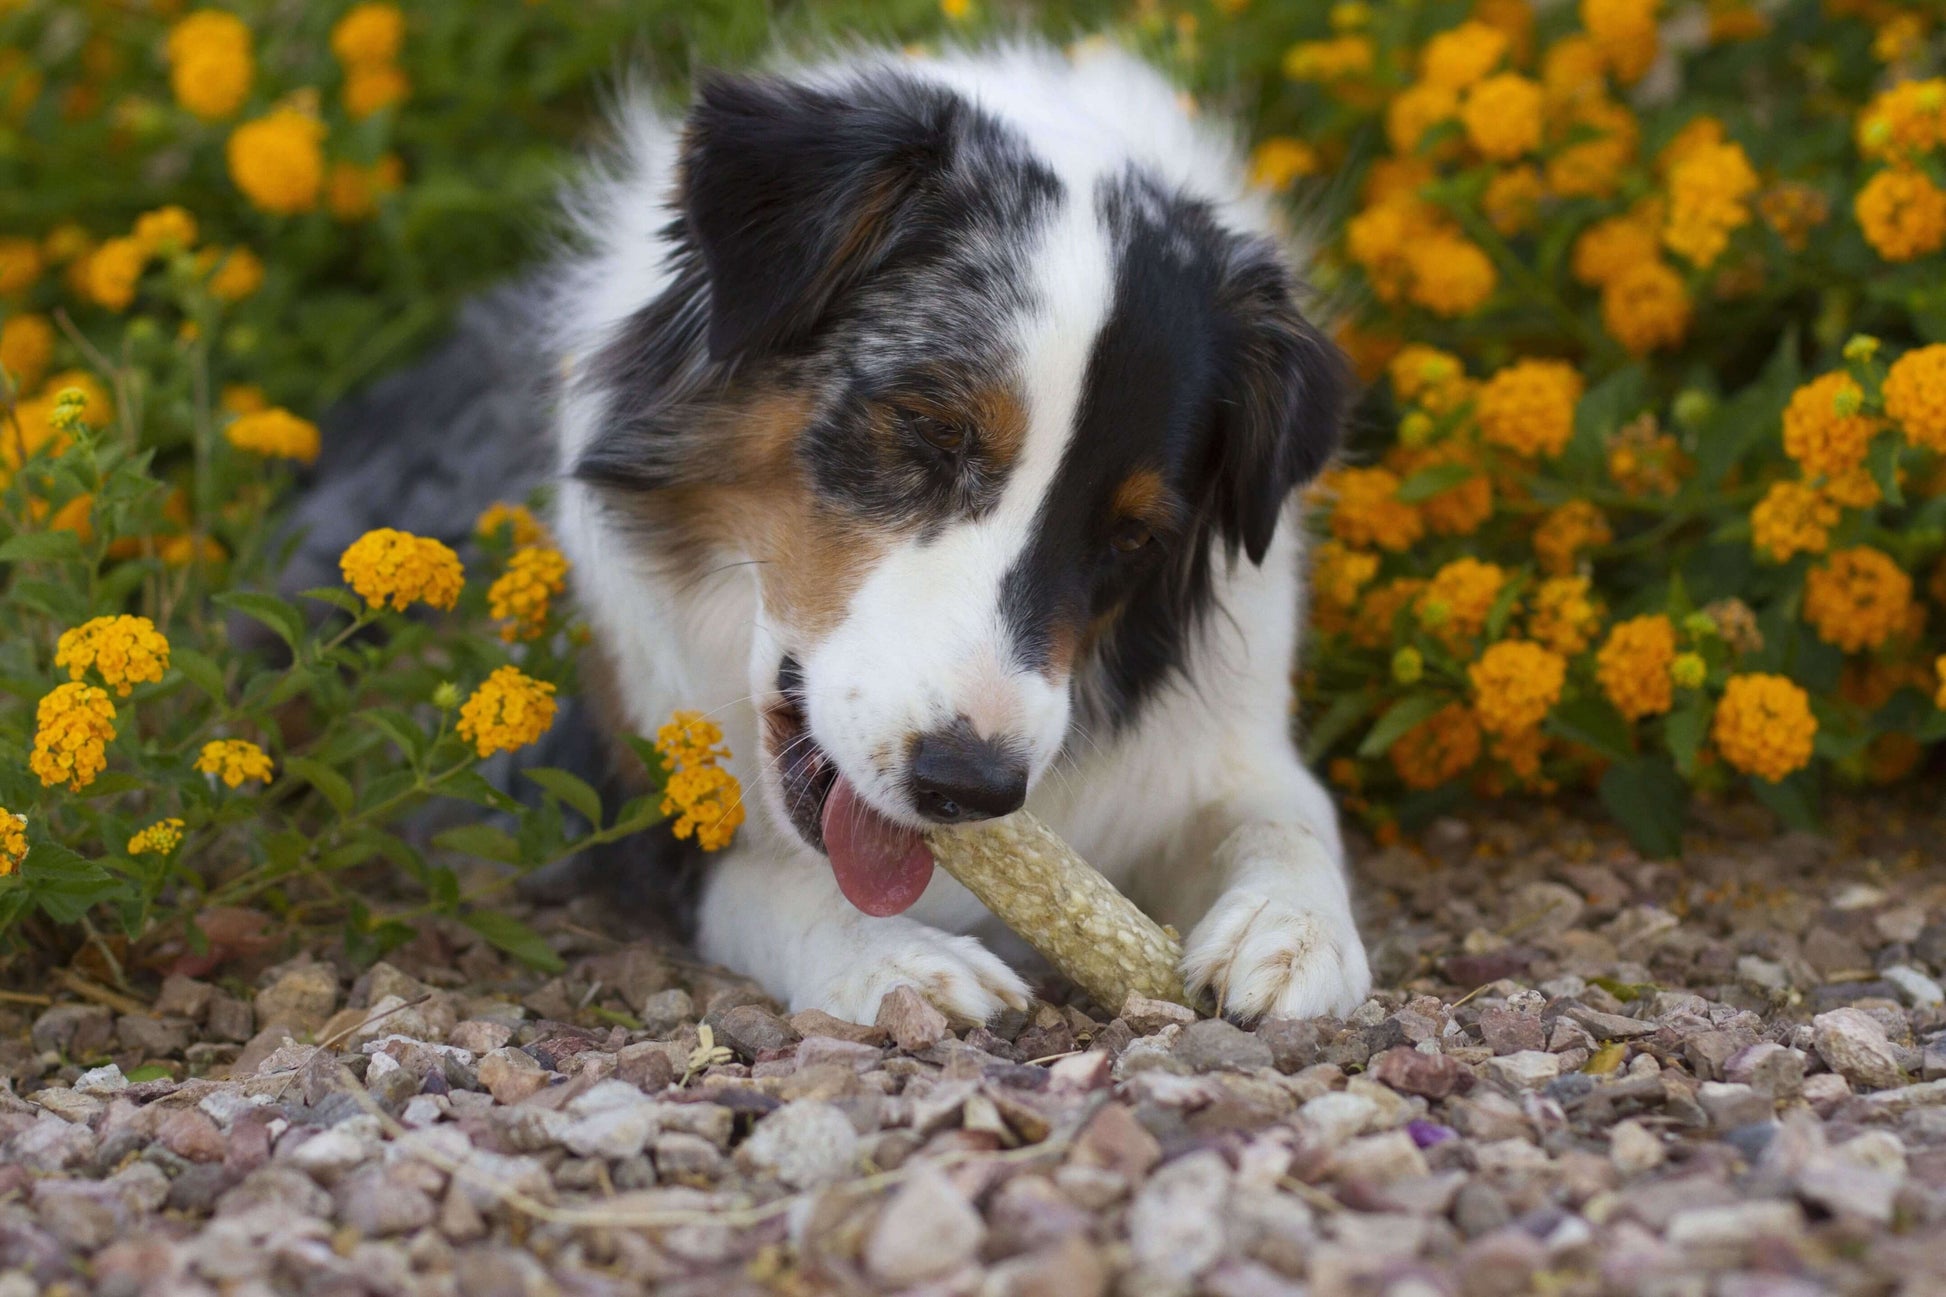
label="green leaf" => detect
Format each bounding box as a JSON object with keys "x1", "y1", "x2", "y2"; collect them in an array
[
  {"x1": 1395, "y1": 462, "x2": 1475, "y2": 503},
  {"x1": 461, "y1": 910, "x2": 564, "y2": 973},
  {"x1": 358, "y1": 708, "x2": 431, "y2": 763},
  {"x1": 1303, "y1": 690, "x2": 1374, "y2": 764},
  {"x1": 0, "y1": 530, "x2": 85, "y2": 564},
  {"x1": 1597, "y1": 758, "x2": 1689, "y2": 859},
  {"x1": 610, "y1": 795, "x2": 668, "y2": 836},
  {"x1": 171, "y1": 647, "x2": 228, "y2": 702},
  {"x1": 1866, "y1": 432, "x2": 1905, "y2": 508},
  {"x1": 1545, "y1": 695, "x2": 1634, "y2": 763},
  {"x1": 297, "y1": 586, "x2": 367, "y2": 616},
  {"x1": 285, "y1": 757, "x2": 355, "y2": 815},
  {"x1": 1749, "y1": 772, "x2": 1820, "y2": 832},
  {"x1": 1665, "y1": 698, "x2": 1711, "y2": 778},
  {"x1": 24, "y1": 842, "x2": 121, "y2": 924},
  {"x1": 524, "y1": 767, "x2": 604, "y2": 827},
  {"x1": 71, "y1": 772, "x2": 150, "y2": 800},
  {"x1": 432, "y1": 823, "x2": 524, "y2": 864},
  {"x1": 1357, "y1": 694, "x2": 1449, "y2": 759},
  {"x1": 212, "y1": 591, "x2": 307, "y2": 652},
  {"x1": 435, "y1": 768, "x2": 522, "y2": 813}
]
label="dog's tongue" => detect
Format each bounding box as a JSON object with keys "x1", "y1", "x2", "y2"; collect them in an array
[{"x1": 821, "y1": 776, "x2": 934, "y2": 917}]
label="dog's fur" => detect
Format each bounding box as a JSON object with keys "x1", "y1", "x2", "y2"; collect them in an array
[{"x1": 536, "y1": 42, "x2": 1370, "y2": 1024}]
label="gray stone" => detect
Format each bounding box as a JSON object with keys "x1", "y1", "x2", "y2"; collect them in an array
[
  {"x1": 985, "y1": 1236, "x2": 1109, "y2": 1297},
  {"x1": 1121, "y1": 992, "x2": 1197, "y2": 1034},
  {"x1": 1484, "y1": 1050, "x2": 1560, "y2": 1089},
  {"x1": 737, "y1": 1099, "x2": 858, "y2": 1188},
  {"x1": 1813, "y1": 1007, "x2": 1905, "y2": 1090},
  {"x1": 1883, "y1": 965, "x2": 1945, "y2": 1009},
  {"x1": 155, "y1": 974, "x2": 215, "y2": 1021},
  {"x1": 1723, "y1": 1043, "x2": 1805, "y2": 1098},
  {"x1": 1126, "y1": 1149, "x2": 1232, "y2": 1289},
  {"x1": 1608, "y1": 1119, "x2": 1664, "y2": 1176},
  {"x1": 638, "y1": 988, "x2": 696, "y2": 1034},
  {"x1": 863, "y1": 1163, "x2": 985, "y2": 1286},
  {"x1": 1174, "y1": 1017, "x2": 1275, "y2": 1072},
  {"x1": 477, "y1": 1046, "x2": 549, "y2": 1104},
  {"x1": 334, "y1": 1166, "x2": 436, "y2": 1236},
  {"x1": 705, "y1": 1003, "x2": 799, "y2": 1062},
  {"x1": 1665, "y1": 1200, "x2": 1804, "y2": 1248},
  {"x1": 75, "y1": 1062, "x2": 126, "y2": 1093},
  {"x1": 1699, "y1": 1081, "x2": 1773, "y2": 1130},
  {"x1": 31, "y1": 1003, "x2": 115, "y2": 1058},
  {"x1": 254, "y1": 961, "x2": 339, "y2": 1035}
]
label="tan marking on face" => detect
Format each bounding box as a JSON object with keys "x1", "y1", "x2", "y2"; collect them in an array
[
  {"x1": 1112, "y1": 468, "x2": 1179, "y2": 531},
  {"x1": 640, "y1": 386, "x2": 893, "y2": 643},
  {"x1": 874, "y1": 378, "x2": 1028, "y2": 470}
]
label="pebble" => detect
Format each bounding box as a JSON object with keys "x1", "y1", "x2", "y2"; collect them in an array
[
  {"x1": 1174, "y1": 1018, "x2": 1275, "y2": 1072},
  {"x1": 1484, "y1": 1051, "x2": 1560, "y2": 1089},
  {"x1": 1126, "y1": 1149, "x2": 1232, "y2": 1288},
  {"x1": 736, "y1": 1099, "x2": 859, "y2": 1188},
  {"x1": 1608, "y1": 1119, "x2": 1665, "y2": 1176},
  {"x1": 477, "y1": 1046, "x2": 549, "y2": 1104},
  {"x1": 1665, "y1": 1201, "x2": 1805, "y2": 1249},
  {"x1": 863, "y1": 1163, "x2": 985, "y2": 1285},
  {"x1": 1812, "y1": 1008, "x2": 1905, "y2": 1090},
  {"x1": 1120, "y1": 992, "x2": 1197, "y2": 1035},
  {"x1": 1882, "y1": 965, "x2": 1945, "y2": 1009},
  {"x1": 254, "y1": 961, "x2": 341, "y2": 1035},
  {"x1": 875, "y1": 986, "x2": 949, "y2": 1052}
]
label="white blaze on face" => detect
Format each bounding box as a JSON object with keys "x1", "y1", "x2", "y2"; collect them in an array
[{"x1": 800, "y1": 195, "x2": 1117, "y2": 824}]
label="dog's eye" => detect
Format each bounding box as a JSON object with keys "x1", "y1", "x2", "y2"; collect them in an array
[
  {"x1": 1109, "y1": 520, "x2": 1155, "y2": 555},
  {"x1": 904, "y1": 411, "x2": 966, "y2": 456}
]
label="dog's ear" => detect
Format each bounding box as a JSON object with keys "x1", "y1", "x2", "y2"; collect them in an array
[
  {"x1": 1208, "y1": 242, "x2": 1349, "y2": 565},
  {"x1": 680, "y1": 71, "x2": 958, "y2": 363}
]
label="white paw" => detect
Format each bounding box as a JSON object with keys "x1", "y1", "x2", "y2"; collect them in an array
[
  {"x1": 801, "y1": 924, "x2": 1032, "y2": 1026},
  {"x1": 1180, "y1": 890, "x2": 1371, "y2": 1021}
]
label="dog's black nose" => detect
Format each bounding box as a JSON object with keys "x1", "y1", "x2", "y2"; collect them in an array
[{"x1": 909, "y1": 723, "x2": 1028, "y2": 824}]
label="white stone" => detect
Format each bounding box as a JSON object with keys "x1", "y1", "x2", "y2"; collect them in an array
[
  {"x1": 862, "y1": 1164, "x2": 985, "y2": 1286},
  {"x1": 1882, "y1": 965, "x2": 1945, "y2": 1009},
  {"x1": 1296, "y1": 1091, "x2": 1380, "y2": 1148},
  {"x1": 1608, "y1": 1119, "x2": 1664, "y2": 1176},
  {"x1": 1485, "y1": 1050, "x2": 1561, "y2": 1089},
  {"x1": 1127, "y1": 1149, "x2": 1232, "y2": 1288},
  {"x1": 1666, "y1": 1201, "x2": 1804, "y2": 1248},
  {"x1": 74, "y1": 1063, "x2": 127, "y2": 1095},
  {"x1": 285, "y1": 1115, "x2": 384, "y2": 1182}
]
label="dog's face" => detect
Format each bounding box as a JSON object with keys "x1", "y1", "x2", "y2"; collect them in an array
[{"x1": 574, "y1": 69, "x2": 1345, "y2": 914}]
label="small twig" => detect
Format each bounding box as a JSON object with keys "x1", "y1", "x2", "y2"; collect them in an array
[
  {"x1": 54, "y1": 969, "x2": 148, "y2": 1016},
  {"x1": 0, "y1": 989, "x2": 54, "y2": 1007}
]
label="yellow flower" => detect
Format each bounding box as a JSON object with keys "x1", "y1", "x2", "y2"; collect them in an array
[
  {"x1": 132, "y1": 206, "x2": 198, "y2": 255},
  {"x1": 941, "y1": 0, "x2": 973, "y2": 21},
  {"x1": 1782, "y1": 371, "x2": 1878, "y2": 480},
  {"x1": 84, "y1": 237, "x2": 147, "y2": 312},
  {"x1": 127, "y1": 818, "x2": 186, "y2": 856},
  {"x1": 327, "y1": 155, "x2": 405, "y2": 221},
  {"x1": 1804, "y1": 546, "x2": 1914, "y2": 653},
  {"x1": 1347, "y1": 194, "x2": 1443, "y2": 302},
  {"x1": 166, "y1": 10, "x2": 253, "y2": 122},
  {"x1": 1572, "y1": 205, "x2": 1663, "y2": 288},
  {"x1": 1387, "y1": 80, "x2": 1459, "y2": 155},
  {"x1": 339, "y1": 528, "x2": 465, "y2": 612},
  {"x1": 1323, "y1": 466, "x2": 1424, "y2": 552},
  {"x1": 1582, "y1": 0, "x2": 1659, "y2": 85},
  {"x1": 1390, "y1": 703, "x2": 1481, "y2": 790},
  {"x1": 475, "y1": 501, "x2": 547, "y2": 547},
  {"x1": 1308, "y1": 541, "x2": 1380, "y2": 635},
  {"x1": 1856, "y1": 78, "x2": 1946, "y2": 163},
  {"x1": 1712, "y1": 674, "x2": 1815, "y2": 782},
  {"x1": 1468, "y1": 641, "x2": 1567, "y2": 736},
  {"x1": 1403, "y1": 234, "x2": 1496, "y2": 316},
  {"x1": 1248, "y1": 137, "x2": 1321, "y2": 189},
  {"x1": 1663, "y1": 139, "x2": 1758, "y2": 268},
  {"x1": 1482, "y1": 164, "x2": 1545, "y2": 236},
  {"x1": 457, "y1": 666, "x2": 558, "y2": 758},
  {"x1": 1883, "y1": 344, "x2": 1946, "y2": 453},
  {"x1": 1477, "y1": 359, "x2": 1583, "y2": 458},
  {"x1": 1935, "y1": 655, "x2": 1945, "y2": 710},
  {"x1": 1417, "y1": 557, "x2": 1506, "y2": 647},
  {"x1": 1872, "y1": 14, "x2": 1927, "y2": 65},
  {"x1": 654, "y1": 712, "x2": 750, "y2": 850},
  {"x1": 0, "y1": 236, "x2": 40, "y2": 297},
  {"x1": 1856, "y1": 166, "x2": 1946, "y2": 262},
  {"x1": 227, "y1": 107, "x2": 327, "y2": 216},
  {"x1": 55, "y1": 616, "x2": 170, "y2": 697},
  {"x1": 0, "y1": 810, "x2": 23, "y2": 876},
  {"x1": 1533, "y1": 499, "x2": 1612, "y2": 575},
  {"x1": 1757, "y1": 182, "x2": 1829, "y2": 252},
  {"x1": 195, "y1": 738, "x2": 274, "y2": 788},
  {"x1": 30, "y1": 682, "x2": 116, "y2": 791},
  {"x1": 1546, "y1": 97, "x2": 1640, "y2": 198},
  {"x1": 656, "y1": 710, "x2": 731, "y2": 772},
  {"x1": 202, "y1": 246, "x2": 264, "y2": 301},
  {"x1": 488, "y1": 545, "x2": 570, "y2": 642},
  {"x1": 330, "y1": 3, "x2": 405, "y2": 66},
  {"x1": 1670, "y1": 651, "x2": 1707, "y2": 689},
  {"x1": 0, "y1": 313, "x2": 53, "y2": 391},
  {"x1": 1283, "y1": 36, "x2": 1375, "y2": 83},
  {"x1": 1387, "y1": 344, "x2": 1472, "y2": 414},
  {"x1": 1389, "y1": 442, "x2": 1492, "y2": 535},
  {"x1": 225, "y1": 407, "x2": 321, "y2": 464},
  {"x1": 1750, "y1": 480, "x2": 1839, "y2": 562},
  {"x1": 343, "y1": 63, "x2": 410, "y2": 119},
  {"x1": 1600, "y1": 260, "x2": 1690, "y2": 355},
  {"x1": 160, "y1": 534, "x2": 226, "y2": 567},
  {"x1": 1461, "y1": 73, "x2": 1543, "y2": 161},
  {"x1": 1596, "y1": 614, "x2": 1677, "y2": 720},
  {"x1": 1528, "y1": 575, "x2": 1603, "y2": 655},
  {"x1": 1421, "y1": 21, "x2": 1507, "y2": 90},
  {"x1": 222, "y1": 384, "x2": 270, "y2": 415},
  {"x1": 1352, "y1": 578, "x2": 1426, "y2": 649}
]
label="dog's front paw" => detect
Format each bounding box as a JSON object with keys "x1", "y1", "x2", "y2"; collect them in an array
[
  {"x1": 802, "y1": 924, "x2": 1032, "y2": 1027},
  {"x1": 1181, "y1": 890, "x2": 1371, "y2": 1021}
]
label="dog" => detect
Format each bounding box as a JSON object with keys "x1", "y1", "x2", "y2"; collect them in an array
[{"x1": 296, "y1": 41, "x2": 1372, "y2": 1025}]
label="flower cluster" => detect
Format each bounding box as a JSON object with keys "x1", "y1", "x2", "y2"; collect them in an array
[
  {"x1": 195, "y1": 739, "x2": 275, "y2": 788},
  {"x1": 55, "y1": 616, "x2": 171, "y2": 696},
  {"x1": 128, "y1": 819, "x2": 186, "y2": 856},
  {"x1": 655, "y1": 711, "x2": 745, "y2": 852},
  {"x1": 226, "y1": 409, "x2": 322, "y2": 465},
  {"x1": 339, "y1": 528, "x2": 465, "y2": 612},
  {"x1": 487, "y1": 546, "x2": 570, "y2": 642},
  {"x1": 1, "y1": 811, "x2": 25, "y2": 878},
  {"x1": 456, "y1": 666, "x2": 558, "y2": 758},
  {"x1": 30, "y1": 683, "x2": 117, "y2": 792}
]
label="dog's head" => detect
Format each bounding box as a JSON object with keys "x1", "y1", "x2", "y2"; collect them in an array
[{"x1": 573, "y1": 65, "x2": 1346, "y2": 914}]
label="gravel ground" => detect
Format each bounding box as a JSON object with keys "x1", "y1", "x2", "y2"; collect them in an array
[{"x1": 7, "y1": 795, "x2": 1946, "y2": 1297}]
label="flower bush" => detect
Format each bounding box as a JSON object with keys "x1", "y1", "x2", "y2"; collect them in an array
[{"x1": 1225, "y1": 0, "x2": 1946, "y2": 852}]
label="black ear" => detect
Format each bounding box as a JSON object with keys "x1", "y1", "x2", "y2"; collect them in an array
[
  {"x1": 1209, "y1": 243, "x2": 1349, "y2": 565},
  {"x1": 680, "y1": 71, "x2": 959, "y2": 362}
]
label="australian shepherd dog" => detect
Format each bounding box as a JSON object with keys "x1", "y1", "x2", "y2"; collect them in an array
[{"x1": 303, "y1": 41, "x2": 1372, "y2": 1025}]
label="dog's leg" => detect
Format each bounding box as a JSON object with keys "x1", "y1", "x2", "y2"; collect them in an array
[
  {"x1": 694, "y1": 846, "x2": 1031, "y2": 1025},
  {"x1": 1170, "y1": 764, "x2": 1372, "y2": 1021}
]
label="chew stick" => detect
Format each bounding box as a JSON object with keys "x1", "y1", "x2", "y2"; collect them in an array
[{"x1": 924, "y1": 812, "x2": 1192, "y2": 1012}]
